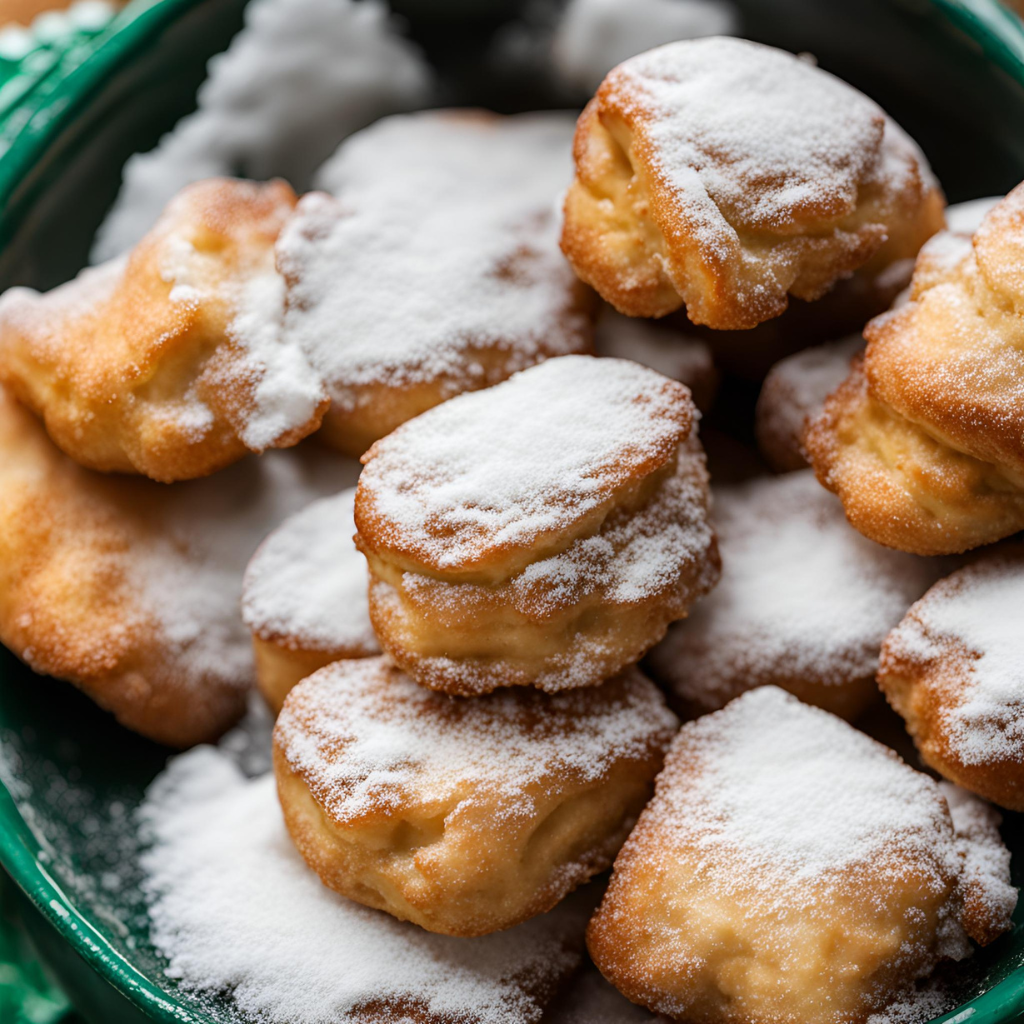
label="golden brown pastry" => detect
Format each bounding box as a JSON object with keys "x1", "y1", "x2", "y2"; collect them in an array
[
  {"x1": 587, "y1": 687, "x2": 1016, "y2": 1024},
  {"x1": 806, "y1": 186, "x2": 1024, "y2": 554},
  {"x1": 647, "y1": 471, "x2": 944, "y2": 721},
  {"x1": 0, "y1": 384, "x2": 357, "y2": 747},
  {"x1": 878, "y1": 545, "x2": 1024, "y2": 811},
  {"x1": 354, "y1": 355, "x2": 720, "y2": 696},
  {"x1": 560, "y1": 37, "x2": 944, "y2": 329},
  {"x1": 273, "y1": 656, "x2": 677, "y2": 936},
  {"x1": 277, "y1": 110, "x2": 594, "y2": 457},
  {"x1": 0, "y1": 178, "x2": 327, "y2": 482},
  {"x1": 242, "y1": 487, "x2": 379, "y2": 713}
]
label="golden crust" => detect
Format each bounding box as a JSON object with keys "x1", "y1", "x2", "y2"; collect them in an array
[
  {"x1": 560, "y1": 39, "x2": 944, "y2": 329},
  {"x1": 806, "y1": 190, "x2": 1024, "y2": 554},
  {"x1": 0, "y1": 178, "x2": 328, "y2": 482},
  {"x1": 273, "y1": 657, "x2": 677, "y2": 936},
  {"x1": 878, "y1": 545, "x2": 1024, "y2": 811}
]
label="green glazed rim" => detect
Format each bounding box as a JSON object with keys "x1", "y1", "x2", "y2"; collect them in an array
[{"x1": 1, "y1": 1, "x2": 1024, "y2": 1022}]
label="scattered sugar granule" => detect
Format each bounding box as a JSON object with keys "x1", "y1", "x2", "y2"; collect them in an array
[
  {"x1": 242, "y1": 487, "x2": 378, "y2": 654},
  {"x1": 139, "y1": 748, "x2": 585, "y2": 1024},
  {"x1": 92, "y1": 0, "x2": 431, "y2": 261}
]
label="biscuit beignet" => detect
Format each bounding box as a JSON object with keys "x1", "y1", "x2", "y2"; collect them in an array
[
  {"x1": 273, "y1": 657, "x2": 677, "y2": 936},
  {"x1": 647, "y1": 471, "x2": 943, "y2": 720},
  {"x1": 354, "y1": 355, "x2": 720, "y2": 695},
  {"x1": 587, "y1": 687, "x2": 1016, "y2": 1024},
  {"x1": 276, "y1": 110, "x2": 594, "y2": 457},
  {"x1": 560, "y1": 37, "x2": 944, "y2": 328},
  {"x1": 879, "y1": 546, "x2": 1024, "y2": 811},
  {"x1": 242, "y1": 487, "x2": 379, "y2": 713},
  {"x1": 0, "y1": 178, "x2": 327, "y2": 482}
]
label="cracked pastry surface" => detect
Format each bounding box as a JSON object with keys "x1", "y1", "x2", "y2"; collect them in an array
[
  {"x1": 243, "y1": 487, "x2": 379, "y2": 713},
  {"x1": 273, "y1": 656, "x2": 677, "y2": 936},
  {"x1": 647, "y1": 471, "x2": 944, "y2": 721},
  {"x1": 0, "y1": 383, "x2": 357, "y2": 747},
  {"x1": 879, "y1": 546, "x2": 1024, "y2": 811},
  {"x1": 354, "y1": 355, "x2": 720, "y2": 696},
  {"x1": 0, "y1": 178, "x2": 327, "y2": 482},
  {"x1": 276, "y1": 110, "x2": 594, "y2": 457},
  {"x1": 560, "y1": 37, "x2": 944, "y2": 329},
  {"x1": 587, "y1": 687, "x2": 1016, "y2": 1024},
  {"x1": 806, "y1": 186, "x2": 1024, "y2": 554}
]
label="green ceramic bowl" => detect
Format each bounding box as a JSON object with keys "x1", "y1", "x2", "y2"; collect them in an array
[{"x1": 2, "y1": 1, "x2": 1024, "y2": 1022}]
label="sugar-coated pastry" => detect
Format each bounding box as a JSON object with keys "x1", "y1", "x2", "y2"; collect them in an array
[
  {"x1": 561, "y1": 37, "x2": 944, "y2": 328},
  {"x1": 242, "y1": 488, "x2": 379, "y2": 713},
  {"x1": 755, "y1": 335, "x2": 864, "y2": 472},
  {"x1": 273, "y1": 656, "x2": 677, "y2": 936},
  {"x1": 806, "y1": 185, "x2": 1024, "y2": 554},
  {"x1": 276, "y1": 110, "x2": 594, "y2": 457},
  {"x1": 0, "y1": 384, "x2": 357, "y2": 747},
  {"x1": 354, "y1": 355, "x2": 720, "y2": 696},
  {"x1": 647, "y1": 471, "x2": 942, "y2": 721},
  {"x1": 879, "y1": 547, "x2": 1024, "y2": 811},
  {"x1": 587, "y1": 687, "x2": 1017, "y2": 1024},
  {"x1": 0, "y1": 179, "x2": 327, "y2": 482},
  {"x1": 594, "y1": 308, "x2": 717, "y2": 412}
]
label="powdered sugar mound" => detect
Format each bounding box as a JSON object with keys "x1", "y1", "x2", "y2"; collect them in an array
[
  {"x1": 946, "y1": 197, "x2": 1003, "y2": 235},
  {"x1": 358, "y1": 356, "x2": 691, "y2": 570},
  {"x1": 552, "y1": 0, "x2": 738, "y2": 94},
  {"x1": 648, "y1": 471, "x2": 941, "y2": 712},
  {"x1": 92, "y1": 0, "x2": 431, "y2": 261},
  {"x1": 278, "y1": 111, "x2": 588, "y2": 413},
  {"x1": 884, "y1": 557, "x2": 1024, "y2": 766},
  {"x1": 129, "y1": 446, "x2": 361, "y2": 688},
  {"x1": 275, "y1": 659, "x2": 677, "y2": 823},
  {"x1": 139, "y1": 748, "x2": 584, "y2": 1024},
  {"x1": 242, "y1": 487, "x2": 378, "y2": 654}
]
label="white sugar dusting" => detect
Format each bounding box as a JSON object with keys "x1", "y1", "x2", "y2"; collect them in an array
[
  {"x1": 277, "y1": 112, "x2": 588, "y2": 409},
  {"x1": 242, "y1": 487, "x2": 378, "y2": 654},
  {"x1": 92, "y1": 0, "x2": 431, "y2": 261},
  {"x1": 885, "y1": 556, "x2": 1024, "y2": 766},
  {"x1": 648, "y1": 471, "x2": 941, "y2": 711},
  {"x1": 358, "y1": 356, "x2": 691, "y2": 569},
  {"x1": 275, "y1": 659, "x2": 677, "y2": 823},
  {"x1": 139, "y1": 748, "x2": 584, "y2": 1024}
]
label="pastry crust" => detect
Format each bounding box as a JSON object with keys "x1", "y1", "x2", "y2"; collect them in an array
[
  {"x1": 878, "y1": 546, "x2": 1024, "y2": 811},
  {"x1": 587, "y1": 687, "x2": 1016, "y2": 1024},
  {"x1": 0, "y1": 178, "x2": 327, "y2": 482},
  {"x1": 355, "y1": 356, "x2": 720, "y2": 696},
  {"x1": 278, "y1": 110, "x2": 594, "y2": 457},
  {"x1": 806, "y1": 188, "x2": 1024, "y2": 554},
  {"x1": 560, "y1": 38, "x2": 944, "y2": 329},
  {"x1": 242, "y1": 488, "x2": 379, "y2": 713},
  {"x1": 273, "y1": 657, "x2": 677, "y2": 936}
]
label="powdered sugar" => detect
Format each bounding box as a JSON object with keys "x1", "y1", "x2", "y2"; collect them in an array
[
  {"x1": 884, "y1": 556, "x2": 1024, "y2": 766},
  {"x1": 648, "y1": 471, "x2": 941, "y2": 712},
  {"x1": 277, "y1": 112, "x2": 588, "y2": 413},
  {"x1": 946, "y1": 197, "x2": 1003, "y2": 235},
  {"x1": 357, "y1": 356, "x2": 692, "y2": 570},
  {"x1": 92, "y1": 0, "x2": 431, "y2": 261},
  {"x1": 139, "y1": 748, "x2": 585, "y2": 1024},
  {"x1": 242, "y1": 487, "x2": 378, "y2": 654},
  {"x1": 275, "y1": 659, "x2": 677, "y2": 824}
]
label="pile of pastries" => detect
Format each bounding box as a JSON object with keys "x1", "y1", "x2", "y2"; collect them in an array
[{"x1": 2, "y1": 33, "x2": 1022, "y2": 1024}]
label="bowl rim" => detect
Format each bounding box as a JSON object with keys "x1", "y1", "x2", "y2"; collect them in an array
[{"x1": 2, "y1": 0, "x2": 1024, "y2": 1021}]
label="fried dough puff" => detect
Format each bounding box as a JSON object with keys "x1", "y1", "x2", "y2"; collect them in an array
[
  {"x1": 561, "y1": 37, "x2": 944, "y2": 329},
  {"x1": 354, "y1": 355, "x2": 720, "y2": 696},
  {"x1": 0, "y1": 384, "x2": 356, "y2": 747},
  {"x1": 0, "y1": 178, "x2": 327, "y2": 482},
  {"x1": 588, "y1": 687, "x2": 1017, "y2": 1024},
  {"x1": 273, "y1": 657, "x2": 677, "y2": 936},
  {"x1": 879, "y1": 546, "x2": 1024, "y2": 811},
  {"x1": 242, "y1": 488, "x2": 379, "y2": 713},
  {"x1": 806, "y1": 185, "x2": 1024, "y2": 554}
]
